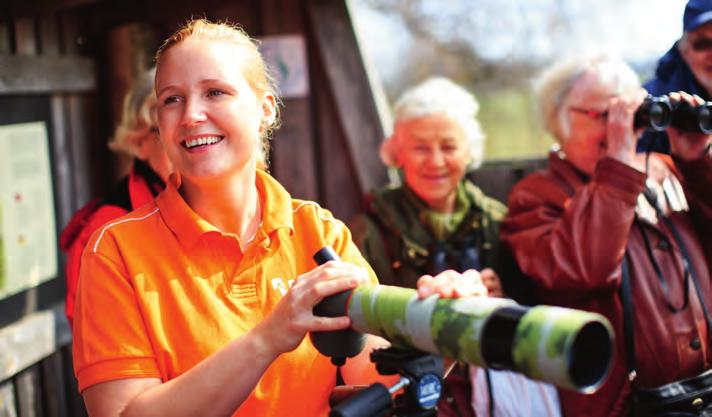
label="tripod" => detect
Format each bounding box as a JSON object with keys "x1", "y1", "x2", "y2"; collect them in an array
[{"x1": 329, "y1": 348, "x2": 445, "y2": 417}]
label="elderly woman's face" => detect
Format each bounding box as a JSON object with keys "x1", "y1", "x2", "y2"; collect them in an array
[
  {"x1": 394, "y1": 114, "x2": 470, "y2": 213},
  {"x1": 561, "y1": 71, "x2": 617, "y2": 176}
]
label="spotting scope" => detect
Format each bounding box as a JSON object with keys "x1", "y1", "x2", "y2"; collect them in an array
[{"x1": 310, "y1": 246, "x2": 614, "y2": 393}]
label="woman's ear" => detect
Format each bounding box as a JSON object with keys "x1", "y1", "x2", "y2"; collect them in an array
[
  {"x1": 260, "y1": 93, "x2": 277, "y2": 131},
  {"x1": 379, "y1": 136, "x2": 400, "y2": 167}
]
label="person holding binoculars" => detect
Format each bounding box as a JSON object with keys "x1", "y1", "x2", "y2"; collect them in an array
[
  {"x1": 502, "y1": 52, "x2": 712, "y2": 417},
  {"x1": 71, "y1": 19, "x2": 488, "y2": 417},
  {"x1": 642, "y1": 0, "x2": 712, "y2": 153}
]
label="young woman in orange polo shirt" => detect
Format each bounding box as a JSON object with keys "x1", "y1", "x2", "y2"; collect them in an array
[{"x1": 72, "y1": 19, "x2": 489, "y2": 417}]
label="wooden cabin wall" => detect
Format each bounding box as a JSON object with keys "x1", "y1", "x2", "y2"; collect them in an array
[{"x1": 0, "y1": 5, "x2": 100, "y2": 416}]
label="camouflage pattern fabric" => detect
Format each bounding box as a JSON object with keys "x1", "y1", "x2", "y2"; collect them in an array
[{"x1": 349, "y1": 284, "x2": 613, "y2": 392}]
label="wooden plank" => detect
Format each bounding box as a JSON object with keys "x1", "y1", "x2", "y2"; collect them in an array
[
  {"x1": 14, "y1": 18, "x2": 37, "y2": 55},
  {"x1": 0, "y1": 306, "x2": 70, "y2": 382},
  {"x1": 306, "y1": 0, "x2": 388, "y2": 194},
  {"x1": 57, "y1": 11, "x2": 80, "y2": 55},
  {"x1": 313, "y1": 55, "x2": 363, "y2": 222},
  {"x1": 66, "y1": 94, "x2": 102, "y2": 208},
  {"x1": 60, "y1": 346, "x2": 86, "y2": 417},
  {"x1": 50, "y1": 94, "x2": 78, "y2": 227},
  {"x1": 39, "y1": 352, "x2": 67, "y2": 417},
  {"x1": 259, "y1": 0, "x2": 318, "y2": 201},
  {"x1": 0, "y1": 55, "x2": 95, "y2": 94},
  {"x1": 0, "y1": 382, "x2": 18, "y2": 417},
  {"x1": 0, "y1": 22, "x2": 11, "y2": 54},
  {"x1": 1, "y1": 0, "x2": 98, "y2": 21},
  {"x1": 15, "y1": 366, "x2": 42, "y2": 417},
  {"x1": 38, "y1": 14, "x2": 60, "y2": 56}
]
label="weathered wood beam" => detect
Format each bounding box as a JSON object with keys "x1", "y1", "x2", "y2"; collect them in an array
[
  {"x1": 0, "y1": 55, "x2": 95, "y2": 94},
  {"x1": 260, "y1": 0, "x2": 318, "y2": 201},
  {"x1": 0, "y1": 0, "x2": 99, "y2": 20},
  {"x1": 306, "y1": 0, "x2": 388, "y2": 195},
  {"x1": 0, "y1": 382, "x2": 18, "y2": 417},
  {"x1": 0, "y1": 306, "x2": 71, "y2": 383}
]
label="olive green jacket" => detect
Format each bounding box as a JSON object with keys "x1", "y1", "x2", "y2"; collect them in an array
[{"x1": 351, "y1": 180, "x2": 508, "y2": 290}]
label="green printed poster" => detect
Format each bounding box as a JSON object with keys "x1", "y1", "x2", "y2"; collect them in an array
[{"x1": 0, "y1": 122, "x2": 57, "y2": 300}]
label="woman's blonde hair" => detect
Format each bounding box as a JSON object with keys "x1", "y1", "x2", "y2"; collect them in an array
[
  {"x1": 155, "y1": 18, "x2": 280, "y2": 169},
  {"x1": 380, "y1": 77, "x2": 486, "y2": 170},
  {"x1": 109, "y1": 67, "x2": 157, "y2": 156}
]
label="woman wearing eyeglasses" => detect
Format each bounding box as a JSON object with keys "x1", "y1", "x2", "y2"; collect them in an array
[{"x1": 501, "y1": 52, "x2": 712, "y2": 417}]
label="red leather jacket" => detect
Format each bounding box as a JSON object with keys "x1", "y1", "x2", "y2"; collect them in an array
[
  {"x1": 501, "y1": 151, "x2": 712, "y2": 417},
  {"x1": 59, "y1": 161, "x2": 164, "y2": 326}
]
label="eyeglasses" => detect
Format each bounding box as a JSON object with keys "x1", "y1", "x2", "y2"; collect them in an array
[
  {"x1": 569, "y1": 106, "x2": 609, "y2": 120},
  {"x1": 690, "y1": 37, "x2": 712, "y2": 52}
]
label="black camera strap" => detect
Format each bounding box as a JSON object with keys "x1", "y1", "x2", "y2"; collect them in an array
[
  {"x1": 642, "y1": 188, "x2": 712, "y2": 338},
  {"x1": 635, "y1": 221, "x2": 690, "y2": 313},
  {"x1": 620, "y1": 253, "x2": 637, "y2": 381},
  {"x1": 620, "y1": 190, "x2": 712, "y2": 382}
]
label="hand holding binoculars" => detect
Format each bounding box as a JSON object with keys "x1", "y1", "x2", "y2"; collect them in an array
[{"x1": 634, "y1": 94, "x2": 712, "y2": 134}]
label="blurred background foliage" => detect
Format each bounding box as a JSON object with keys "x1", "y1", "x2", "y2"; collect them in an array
[{"x1": 350, "y1": 0, "x2": 687, "y2": 161}]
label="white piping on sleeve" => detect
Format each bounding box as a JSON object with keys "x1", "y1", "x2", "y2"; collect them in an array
[{"x1": 92, "y1": 207, "x2": 161, "y2": 253}]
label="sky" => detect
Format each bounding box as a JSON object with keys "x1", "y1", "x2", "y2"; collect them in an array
[{"x1": 350, "y1": 0, "x2": 688, "y2": 88}]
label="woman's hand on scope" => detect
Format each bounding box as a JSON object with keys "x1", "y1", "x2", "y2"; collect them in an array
[
  {"x1": 416, "y1": 269, "x2": 488, "y2": 299},
  {"x1": 255, "y1": 261, "x2": 369, "y2": 355},
  {"x1": 667, "y1": 91, "x2": 712, "y2": 161},
  {"x1": 606, "y1": 88, "x2": 648, "y2": 168}
]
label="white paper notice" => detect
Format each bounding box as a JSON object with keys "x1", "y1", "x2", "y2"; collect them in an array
[{"x1": 0, "y1": 121, "x2": 57, "y2": 300}]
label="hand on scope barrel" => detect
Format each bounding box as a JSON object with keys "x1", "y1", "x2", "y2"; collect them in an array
[
  {"x1": 255, "y1": 261, "x2": 369, "y2": 355},
  {"x1": 606, "y1": 88, "x2": 648, "y2": 168},
  {"x1": 416, "y1": 269, "x2": 488, "y2": 299},
  {"x1": 667, "y1": 91, "x2": 712, "y2": 161}
]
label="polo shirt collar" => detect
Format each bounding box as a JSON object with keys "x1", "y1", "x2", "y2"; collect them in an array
[
  {"x1": 156, "y1": 170, "x2": 295, "y2": 248},
  {"x1": 256, "y1": 169, "x2": 295, "y2": 237}
]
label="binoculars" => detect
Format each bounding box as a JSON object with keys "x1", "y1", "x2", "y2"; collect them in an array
[{"x1": 634, "y1": 94, "x2": 712, "y2": 133}]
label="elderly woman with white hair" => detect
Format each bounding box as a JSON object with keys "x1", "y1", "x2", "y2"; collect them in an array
[
  {"x1": 502, "y1": 53, "x2": 712, "y2": 417},
  {"x1": 352, "y1": 77, "x2": 504, "y2": 292},
  {"x1": 351, "y1": 77, "x2": 561, "y2": 417}
]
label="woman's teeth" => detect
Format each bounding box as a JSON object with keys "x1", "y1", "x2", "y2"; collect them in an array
[{"x1": 184, "y1": 136, "x2": 222, "y2": 149}]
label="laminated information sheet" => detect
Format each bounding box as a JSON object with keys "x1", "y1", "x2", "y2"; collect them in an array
[{"x1": 0, "y1": 121, "x2": 57, "y2": 300}]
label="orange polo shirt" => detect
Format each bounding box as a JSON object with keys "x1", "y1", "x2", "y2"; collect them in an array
[{"x1": 72, "y1": 170, "x2": 377, "y2": 417}]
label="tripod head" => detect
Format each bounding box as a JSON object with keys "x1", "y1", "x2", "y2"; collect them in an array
[{"x1": 329, "y1": 347, "x2": 444, "y2": 417}]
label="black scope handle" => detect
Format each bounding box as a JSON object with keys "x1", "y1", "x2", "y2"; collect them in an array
[{"x1": 310, "y1": 246, "x2": 366, "y2": 365}]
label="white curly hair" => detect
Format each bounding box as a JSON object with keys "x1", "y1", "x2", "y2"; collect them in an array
[
  {"x1": 535, "y1": 52, "x2": 640, "y2": 143},
  {"x1": 380, "y1": 77, "x2": 486, "y2": 170}
]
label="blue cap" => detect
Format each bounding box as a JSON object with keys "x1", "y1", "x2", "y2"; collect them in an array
[{"x1": 684, "y1": 0, "x2": 712, "y2": 32}]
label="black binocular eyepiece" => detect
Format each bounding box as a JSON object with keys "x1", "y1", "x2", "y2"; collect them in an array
[{"x1": 634, "y1": 95, "x2": 712, "y2": 134}]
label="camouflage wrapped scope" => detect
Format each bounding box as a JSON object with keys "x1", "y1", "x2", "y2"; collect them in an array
[
  {"x1": 347, "y1": 285, "x2": 613, "y2": 393},
  {"x1": 310, "y1": 246, "x2": 613, "y2": 393}
]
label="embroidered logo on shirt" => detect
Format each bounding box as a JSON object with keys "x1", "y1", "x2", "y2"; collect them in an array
[{"x1": 271, "y1": 277, "x2": 295, "y2": 296}]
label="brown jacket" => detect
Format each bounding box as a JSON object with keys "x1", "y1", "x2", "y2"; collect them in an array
[{"x1": 501, "y1": 151, "x2": 712, "y2": 417}]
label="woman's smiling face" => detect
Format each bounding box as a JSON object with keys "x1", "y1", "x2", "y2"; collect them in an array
[
  {"x1": 155, "y1": 37, "x2": 275, "y2": 181},
  {"x1": 394, "y1": 113, "x2": 470, "y2": 213}
]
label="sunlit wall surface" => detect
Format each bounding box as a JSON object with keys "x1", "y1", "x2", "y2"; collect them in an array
[{"x1": 350, "y1": 0, "x2": 687, "y2": 160}]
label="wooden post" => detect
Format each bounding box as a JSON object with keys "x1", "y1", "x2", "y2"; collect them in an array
[
  {"x1": 259, "y1": 0, "x2": 318, "y2": 202},
  {"x1": 306, "y1": 0, "x2": 388, "y2": 196}
]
